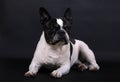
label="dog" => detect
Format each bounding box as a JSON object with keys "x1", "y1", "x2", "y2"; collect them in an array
[{"x1": 24, "y1": 7, "x2": 100, "y2": 78}]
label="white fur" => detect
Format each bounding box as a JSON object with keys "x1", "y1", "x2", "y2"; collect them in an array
[
  {"x1": 57, "y1": 18, "x2": 63, "y2": 28},
  {"x1": 25, "y1": 32, "x2": 100, "y2": 78}
]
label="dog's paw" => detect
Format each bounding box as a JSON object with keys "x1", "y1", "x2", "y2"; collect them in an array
[
  {"x1": 89, "y1": 65, "x2": 100, "y2": 71},
  {"x1": 24, "y1": 71, "x2": 36, "y2": 78},
  {"x1": 78, "y1": 64, "x2": 88, "y2": 71},
  {"x1": 51, "y1": 70, "x2": 62, "y2": 78}
]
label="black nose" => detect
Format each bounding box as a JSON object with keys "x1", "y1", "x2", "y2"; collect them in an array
[{"x1": 57, "y1": 30, "x2": 65, "y2": 35}]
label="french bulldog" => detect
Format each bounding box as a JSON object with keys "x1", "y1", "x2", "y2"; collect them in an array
[{"x1": 24, "y1": 7, "x2": 100, "y2": 78}]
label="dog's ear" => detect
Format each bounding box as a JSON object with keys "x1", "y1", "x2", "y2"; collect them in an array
[
  {"x1": 39, "y1": 7, "x2": 51, "y2": 25},
  {"x1": 64, "y1": 8, "x2": 72, "y2": 24}
]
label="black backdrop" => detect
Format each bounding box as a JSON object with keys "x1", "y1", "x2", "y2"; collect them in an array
[{"x1": 0, "y1": 0, "x2": 120, "y2": 62}]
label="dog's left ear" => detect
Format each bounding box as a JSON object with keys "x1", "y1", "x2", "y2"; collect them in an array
[
  {"x1": 39, "y1": 7, "x2": 51, "y2": 25},
  {"x1": 64, "y1": 8, "x2": 72, "y2": 24}
]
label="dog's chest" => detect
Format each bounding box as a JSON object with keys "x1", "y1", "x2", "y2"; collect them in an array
[
  {"x1": 41, "y1": 46, "x2": 69, "y2": 65},
  {"x1": 45, "y1": 50, "x2": 60, "y2": 63}
]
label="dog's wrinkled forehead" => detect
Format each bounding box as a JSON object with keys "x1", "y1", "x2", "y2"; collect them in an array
[{"x1": 46, "y1": 18, "x2": 64, "y2": 30}]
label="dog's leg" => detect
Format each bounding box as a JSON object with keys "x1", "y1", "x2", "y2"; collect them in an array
[
  {"x1": 79, "y1": 41, "x2": 100, "y2": 71},
  {"x1": 51, "y1": 62, "x2": 70, "y2": 78},
  {"x1": 24, "y1": 61, "x2": 41, "y2": 77},
  {"x1": 74, "y1": 60, "x2": 88, "y2": 71}
]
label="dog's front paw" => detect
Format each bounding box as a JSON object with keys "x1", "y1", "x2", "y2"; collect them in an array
[
  {"x1": 24, "y1": 71, "x2": 36, "y2": 78},
  {"x1": 51, "y1": 70, "x2": 62, "y2": 78}
]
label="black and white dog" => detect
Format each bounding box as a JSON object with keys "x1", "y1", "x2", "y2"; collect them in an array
[{"x1": 25, "y1": 7, "x2": 100, "y2": 78}]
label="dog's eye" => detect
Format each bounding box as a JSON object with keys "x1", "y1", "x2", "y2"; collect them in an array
[
  {"x1": 49, "y1": 26, "x2": 59, "y2": 32},
  {"x1": 54, "y1": 24, "x2": 59, "y2": 28}
]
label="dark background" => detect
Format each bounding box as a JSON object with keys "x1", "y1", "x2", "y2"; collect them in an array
[
  {"x1": 0, "y1": 0, "x2": 120, "y2": 82},
  {"x1": 0, "y1": 0, "x2": 120, "y2": 61}
]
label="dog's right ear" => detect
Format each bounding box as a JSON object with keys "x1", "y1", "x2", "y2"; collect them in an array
[{"x1": 39, "y1": 7, "x2": 51, "y2": 25}]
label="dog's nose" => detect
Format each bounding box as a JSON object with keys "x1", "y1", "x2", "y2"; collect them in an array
[{"x1": 57, "y1": 30, "x2": 65, "y2": 35}]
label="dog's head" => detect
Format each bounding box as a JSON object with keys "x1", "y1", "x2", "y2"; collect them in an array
[{"x1": 39, "y1": 7, "x2": 72, "y2": 45}]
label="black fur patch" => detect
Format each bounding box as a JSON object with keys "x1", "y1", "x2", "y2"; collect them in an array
[
  {"x1": 70, "y1": 42, "x2": 73, "y2": 60},
  {"x1": 43, "y1": 18, "x2": 61, "y2": 44},
  {"x1": 70, "y1": 38, "x2": 75, "y2": 44}
]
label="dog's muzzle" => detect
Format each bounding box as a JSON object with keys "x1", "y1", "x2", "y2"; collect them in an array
[{"x1": 52, "y1": 30, "x2": 69, "y2": 44}]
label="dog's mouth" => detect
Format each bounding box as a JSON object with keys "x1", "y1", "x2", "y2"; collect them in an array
[{"x1": 50, "y1": 36, "x2": 69, "y2": 45}]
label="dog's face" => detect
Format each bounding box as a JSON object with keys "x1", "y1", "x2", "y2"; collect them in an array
[{"x1": 39, "y1": 7, "x2": 72, "y2": 45}]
